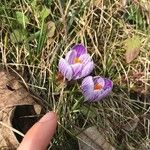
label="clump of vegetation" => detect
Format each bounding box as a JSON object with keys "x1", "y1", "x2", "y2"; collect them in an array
[{"x1": 0, "y1": 0, "x2": 150, "y2": 149}]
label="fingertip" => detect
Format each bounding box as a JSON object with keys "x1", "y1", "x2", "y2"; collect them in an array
[
  {"x1": 39, "y1": 111, "x2": 57, "y2": 123},
  {"x1": 18, "y1": 111, "x2": 57, "y2": 150}
]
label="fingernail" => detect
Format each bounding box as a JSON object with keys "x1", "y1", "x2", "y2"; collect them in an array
[{"x1": 39, "y1": 112, "x2": 56, "y2": 123}]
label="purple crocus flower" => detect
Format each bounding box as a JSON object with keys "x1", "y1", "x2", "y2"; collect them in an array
[
  {"x1": 58, "y1": 44, "x2": 94, "y2": 81},
  {"x1": 81, "y1": 76, "x2": 113, "y2": 102}
]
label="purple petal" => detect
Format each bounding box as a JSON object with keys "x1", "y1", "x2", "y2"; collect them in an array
[
  {"x1": 89, "y1": 76, "x2": 105, "y2": 102},
  {"x1": 81, "y1": 76, "x2": 94, "y2": 101},
  {"x1": 80, "y1": 61, "x2": 94, "y2": 78},
  {"x1": 65, "y1": 50, "x2": 77, "y2": 64},
  {"x1": 71, "y1": 63, "x2": 83, "y2": 79},
  {"x1": 58, "y1": 58, "x2": 73, "y2": 81},
  {"x1": 81, "y1": 76, "x2": 94, "y2": 89},
  {"x1": 79, "y1": 54, "x2": 92, "y2": 65},
  {"x1": 84, "y1": 91, "x2": 95, "y2": 102},
  {"x1": 93, "y1": 79, "x2": 113, "y2": 102},
  {"x1": 72, "y1": 44, "x2": 87, "y2": 57},
  {"x1": 90, "y1": 90, "x2": 101, "y2": 102},
  {"x1": 93, "y1": 76, "x2": 105, "y2": 87},
  {"x1": 103, "y1": 79, "x2": 113, "y2": 90},
  {"x1": 94, "y1": 88, "x2": 112, "y2": 102}
]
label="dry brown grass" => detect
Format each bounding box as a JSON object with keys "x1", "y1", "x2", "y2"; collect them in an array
[{"x1": 0, "y1": 0, "x2": 150, "y2": 149}]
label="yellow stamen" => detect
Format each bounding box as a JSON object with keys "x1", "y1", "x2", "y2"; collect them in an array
[
  {"x1": 74, "y1": 57, "x2": 82, "y2": 64},
  {"x1": 94, "y1": 83, "x2": 102, "y2": 90}
]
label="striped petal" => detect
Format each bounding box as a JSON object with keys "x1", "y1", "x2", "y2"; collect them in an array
[
  {"x1": 81, "y1": 76, "x2": 94, "y2": 101},
  {"x1": 65, "y1": 50, "x2": 77, "y2": 64},
  {"x1": 103, "y1": 78, "x2": 113, "y2": 90},
  {"x1": 58, "y1": 58, "x2": 73, "y2": 81},
  {"x1": 71, "y1": 63, "x2": 83, "y2": 79},
  {"x1": 80, "y1": 61, "x2": 94, "y2": 78},
  {"x1": 79, "y1": 54, "x2": 92, "y2": 65},
  {"x1": 90, "y1": 90, "x2": 101, "y2": 102},
  {"x1": 93, "y1": 78, "x2": 113, "y2": 102},
  {"x1": 93, "y1": 76, "x2": 105, "y2": 87},
  {"x1": 72, "y1": 44, "x2": 87, "y2": 57},
  {"x1": 81, "y1": 76, "x2": 113, "y2": 102}
]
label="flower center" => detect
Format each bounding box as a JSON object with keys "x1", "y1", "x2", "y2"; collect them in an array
[
  {"x1": 94, "y1": 83, "x2": 102, "y2": 90},
  {"x1": 74, "y1": 57, "x2": 82, "y2": 64}
]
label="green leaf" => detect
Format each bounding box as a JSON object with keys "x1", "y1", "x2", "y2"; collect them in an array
[
  {"x1": 39, "y1": 6, "x2": 50, "y2": 20},
  {"x1": 10, "y1": 29, "x2": 27, "y2": 43},
  {"x1": 36, "y1": 19, "x2": 47, "y2": 54},
  {"x1": 16, "y1": 11, "x2": 29, "y2": 28},
  {"x1": 27, "y1": 31, "x2": 41, "y2": 41},
  {"x1": 124, "y1": 35, "x2": 141, "y2": 63}
]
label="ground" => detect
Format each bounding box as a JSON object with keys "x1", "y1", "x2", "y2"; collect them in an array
[{"x1": 0, "y1": 0, "x2": 150, "y2": 149}]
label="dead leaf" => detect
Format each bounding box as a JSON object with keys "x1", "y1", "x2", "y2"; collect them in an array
[
  {"x1": 0, "y1": 71, "x2": 34, "y2": 107},
  {"x1": 123, "y1": 117, "x2": 140, "y2": 131},
  {"x1": 47, "y1": 21, "x2": 56, "y2": 38},
  {"x1": 0, "y1": 70, "x2": 45, "y2": 149},
  {"x1": 77, "y1": 126, "x2": 115, "y2": 150},
  {"x1": 124, "y1": 35, "x2": 141, "y2": 63}
]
